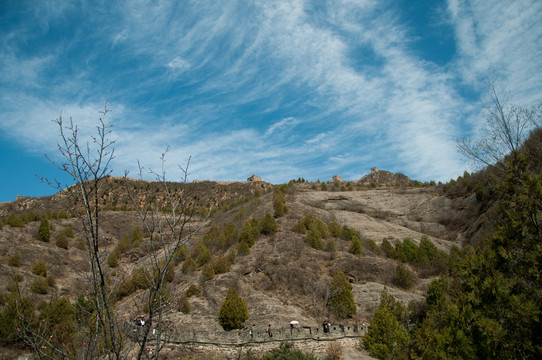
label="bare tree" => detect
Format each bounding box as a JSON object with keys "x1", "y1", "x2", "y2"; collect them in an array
[
  {"x1": 8, "y1": 102, "x2": 207, "y2": 359},
  {"x1": 123, "y1": 152, "x2": 208, "y2": 359},
  {"x1": 40, "y1": 102, "x2": 121, "y2": 359},
  {"x1": 457, "y1": 80, "x2": 542, "y2": 172}
]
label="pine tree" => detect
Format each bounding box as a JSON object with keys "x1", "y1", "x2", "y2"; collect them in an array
[
  {"x1": 258, "y1": 213, "x2": 278, "y2": 234},
  {"x1": 349, "y1": 237, "x2": 363, "y2": 255},
  {"x1": 412, "y1": 153, "x2": 542, "y2": 359},
  {"x1": 327, "y1": 270, "x2": 356, "y2": 318},
  {"x1": 37, "y1": 219, "x2": 50, "y2": 242},
  {"x1": 362, "y1": 300, "x2": 409, "y2": 360},
  {"x1": 219, "y1": 288, "x2": 248, "y2": 330},
  {"x1": 273, "y1": 188, "x2": 288, "y2": 218}
]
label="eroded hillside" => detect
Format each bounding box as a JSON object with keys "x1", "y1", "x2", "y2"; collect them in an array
[{"x1": 0, "y1": 178, "x2": 476, "y2": 359}]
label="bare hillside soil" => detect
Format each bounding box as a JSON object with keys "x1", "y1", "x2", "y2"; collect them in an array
[{"x1": 0, "y1": 182, "x2": 475, "y2": 359}]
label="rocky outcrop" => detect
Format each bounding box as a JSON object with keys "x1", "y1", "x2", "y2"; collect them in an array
[
  {"x1": 358, "y1": 168, "x2": 411, "y2": 186},
  {"x1": 247, "y1": 174, "x2": 263, "y2": 182}
]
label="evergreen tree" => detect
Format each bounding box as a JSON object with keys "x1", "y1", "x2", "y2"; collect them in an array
[
  {"x1": 394, "y1": 263, "x2": 413, "y2": 289},
  {"x1": 327, "y1": 270, "x2": 356, "y2": 318},
  {"x1": 349, "y1": 236, "x2": 363, "y2": 255},
  {"x1": 258, "y1": 213, "x2": 278, "y2": 234},
  {"x1": 273, "y1": 188, "x2": 288, "y2": 218},
  {"x1": 363, "y1": 300, "x2": 409, "y2": 360},
  {"x1": 412, "y1": 153, "x2": 542, "y2": 359},
  {"x1": 378, "y1": 287, "x2": 407, "y2": 324},
  {"x1": 32, "y1": 259, "x2": 47, "y2": 277},
  {"x1": 219, "y1": 288, "x2": 248, "y2": 330},
  {"x1": 37, "y1": 219, "x2": 50, "y2": 242}
]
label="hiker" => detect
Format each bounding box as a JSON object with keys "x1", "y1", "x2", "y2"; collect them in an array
[
  {"x1": 267, "y1": 324, "x2": 273, "y2": 337},
  {"x1": 249, "y1": 324, "x2": 254, "y2": 338}
]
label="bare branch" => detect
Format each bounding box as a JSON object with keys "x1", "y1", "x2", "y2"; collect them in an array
[{"x1": 457, "y1": 80, "x2": 541, "y2": 173}]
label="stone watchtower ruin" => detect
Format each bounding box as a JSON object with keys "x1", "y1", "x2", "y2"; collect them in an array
[{"x1": 247, "y1": 174, "x2": 262, "y2": 182}]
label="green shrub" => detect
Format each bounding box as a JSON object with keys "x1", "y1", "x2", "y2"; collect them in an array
[
  {"x1": 182, "y1": 258, "x2": 197, "y2": 274},
  {"x1": 47, "y1": 275, "x2": 56, "y2": 287},
  {"x1": 37, "y1": 219, "x2": 50, "y2": 242},
  {"x1": 7, "y1": 252, "x2": 21, "y2": 267},
  {"x1": 227, "y1": 249, "x2": 236, "y2": 264},
  {"x1": 258, "y1": 213, "x2": 278, "y2": 235},
  {"x1": 132, "y1": 227, "x2": 142, "y2": 247},
  {"x1": 305, "y1": 230, "x2": 324, "y2": 250},
  {"x1": 200, "y1": 264, "x2": 215, "y2": 281},
  {"x1": 419, "y1": 235, "x2": 447, "y2": 269},
  {"x1": 211, "y1": 255, "x2": 231, "y2": 275},
  {"x1": 30, "y1": 277, "x2": 49, "y2": 294},
  {"x1": 327, "y1": 270, "x2": 356, "y2": 318},
  {"x1": 243, "y1": 217, "x2": 260, "y2": 237},
  {"x1": 273, "y1": 188, "x2": 288, "y2": 218},
  {"x1": 32, "y1": 259, "x2": 47, "y2": 277},
  {"x1": 192, "y1": 241, "x2": 212, "y2": 266},
  {"x1": 310, "y1": 219, "x2": 329, "y2": 238},
  {"x1": 6, "y1": 214, "x2": 25, "y2": 227},
  {"x1": 340, "y1": 225, "x2": 360, "y2": 242},
  {"x1": 203, "y1": 224, "x2": 220, "y2": 247},
  {"x1": 292, "y1": 221, "x2": 307, "y2": 234},
  {"x1": 186, "y1": 284, "x2": 201, "y2": 297},
  {"x1": 118, "y1": 234, "x2": 131, "y2": 253},
  {"x1": 153, "y1": 260, "x2": 175, "y2": 283},
  {"x1": 62, "y1": 226, "x2": 75, "y2": 238},
  {"x1": 238, "y1": 230, "x2": 255, "y2": 248},
  {"x1": 237, "y1": 241, "x2": 250, "y2": 256},
  {"x1": 115, "y1": 279, "x2": 135, "y2": 300},
  {"x1": 380, "y1": 239, "x2": 396, "y2": 258},
  {"x1": 395, "y1": 263, "x2": 413, "y2": 289},
  {"x1": 362, "y1": 300, "x2": 409, "y2": 359},
  {"x1": 177, "y1": 295, "x2": 191, "y2": 313},
  {"x1": 396, "y1": 238, "x2": 418, "y2": 264},
  {"x1": 173, "y1": 245, "x2": 188, "y2": 265},
  {"x1": 325, "y1": 239, "x2": 337, "y2": 252},
  {"x1": 0, "y1": 294, "x2": 35, "y2": 345},
  {"x1": 219, "y1": 288, "x2": 248, "y2": 330},
  {"x1": 75, "y1": 238, "x2": 86, "y2": 250},
  {"x1": 131, "y1": 267, "x2": 151, "y2": 290},
  {"x1": 321, "y1": 182, "x2": 328, "y2": 191},
  {"x1": 217, "y1": 223, "x2": 239, "y2": 249},
  {"x1": 365, "y1": 238, "x2": 381, "y2": 254},
  {"x1": 107, "y1": 247, "x2": 121, "y2": 268},
  {"x1": 55, "y1": 233, "x2": 69, "y2": 249},
  {"x1": 6, "y1": 280, "x2": 19, "y2": 293},
  {"x1": 349, "y1": 237, "x2": 363, "y2": 255},
  {"x1": 38, "y1": 297, "x2": 76, "y2": 347},
  {"x1": 327, "y1": 221, "x2": 341, "y2": 237}
]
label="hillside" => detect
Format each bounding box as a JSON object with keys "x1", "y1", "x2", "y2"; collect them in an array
[{"x1": 0, "y1": 170, "x2": 479, "y2": 359}]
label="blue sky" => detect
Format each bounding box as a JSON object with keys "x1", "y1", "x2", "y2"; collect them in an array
[{"x1": 1, "y1": 0, "x2": 541, "y2": 202}]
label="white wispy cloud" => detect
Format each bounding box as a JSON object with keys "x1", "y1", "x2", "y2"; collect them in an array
[
  {"x1": 448, "y1": 0, "x2": 542, "y2": 101},
  {"x1": 167, "y1": 57, "x2": 190, "y2": 71},
  {"x1": 265, "y1": 117, "x2": 298, "y2": 136},
  {"x1": 0, "y1": 0, "x2": 541, "y2": 199}
]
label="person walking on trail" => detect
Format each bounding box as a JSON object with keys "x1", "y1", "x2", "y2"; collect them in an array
[
  {"x1": 267, "y1": 324, "x2": 273, "y2": 337},
  {"x1": 250, "y1": 324, "x2": 254, "y2": 339}
]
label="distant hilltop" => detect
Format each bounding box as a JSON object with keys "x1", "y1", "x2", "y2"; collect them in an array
[
  {"x1": 357, "y1": 167, "x2": 412, "y2": 186},
  {"x1": 329, "y1": 168, "x2": 412, "y2": 186},
  {"x1": 193, "y1": 174, "x2": 265, "y2": 184}
]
